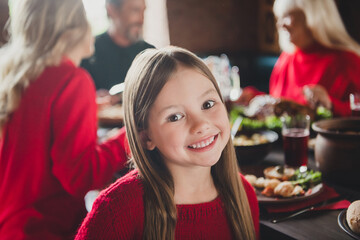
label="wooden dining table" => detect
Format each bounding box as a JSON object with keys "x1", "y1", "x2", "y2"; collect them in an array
[{"x1": 241, "y1": 144, "x2": 360, "y2": 240}]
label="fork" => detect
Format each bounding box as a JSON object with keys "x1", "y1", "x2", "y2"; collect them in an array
[
  {"x1": 271, "y1": 206, "x2": 315, "y2": 223},
  {"x1": 270, "y1": 196, "x2": 344, "y2": 224}
]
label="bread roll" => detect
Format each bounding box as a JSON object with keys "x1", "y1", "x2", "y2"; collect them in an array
[
  {"x1": 347, "y1": 200, "x2": 360, "y2": 234},
  {"x1": 274, "y1": 181, "x2": 294, "y2": 198},
  {"x1": 244, "y1": 174, "x2": 257, "y2": 186}
]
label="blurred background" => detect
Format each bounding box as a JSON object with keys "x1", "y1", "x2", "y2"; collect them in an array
[{"x1": 1, "y1": 0, "x2": 359, "y2": 93}]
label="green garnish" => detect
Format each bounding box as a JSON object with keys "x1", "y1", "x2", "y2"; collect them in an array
[{"x1": 290, "y1": 169, "x2": 322, "y2": 190}]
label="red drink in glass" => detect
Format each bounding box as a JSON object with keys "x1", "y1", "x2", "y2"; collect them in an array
[
  {"x1": 282, "y1": 128, "x2": 309, "y2": 168},
  {"x1": 351, "y1": 106, "x2": 360, "y2": 116}
]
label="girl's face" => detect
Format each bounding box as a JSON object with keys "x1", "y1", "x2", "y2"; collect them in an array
[
  {"x1": 145, "y1": 65, "x2": 230, "y2": 172},
  {"x1": 276, "y1": 9, "x2": 315, "y2": 49}
]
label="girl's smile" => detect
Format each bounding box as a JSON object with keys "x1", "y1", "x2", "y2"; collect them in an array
[{"x1": 187, "y1": 134, "x2": 218, "y2": 151}]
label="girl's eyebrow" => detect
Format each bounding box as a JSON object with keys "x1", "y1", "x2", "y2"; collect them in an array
[
  {"x1": 158, "y1": 105, "x2": 177, "y2": 115},
  {"x1": 158, "y1": 88, "x2": 217, "y2": 115},
  {"x1": 200, "y1": 88, "x2": 217, "y2": 99}
]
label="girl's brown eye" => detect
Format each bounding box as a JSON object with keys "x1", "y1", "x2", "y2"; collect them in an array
[
  {"x1": 202, "y1": 100, "x2": 215, "y2": 110},
  {"x1": 168, "y1": 113, "x2": 183, "y2": 122}
]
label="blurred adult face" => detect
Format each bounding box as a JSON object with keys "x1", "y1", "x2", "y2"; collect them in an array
[
  {"x1": 276, "y1": 9, "x2": 315, "y2": 50},
  {"x1": 111, "y1": 0, "x2": 146, "y2": 43}
]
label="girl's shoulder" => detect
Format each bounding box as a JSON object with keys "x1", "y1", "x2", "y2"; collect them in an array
[
  {"x1": 76, "y1": 172, "x2": 144, "y2": 238},
  {"x1": 87, "y1": 170, "x2": 144, "y2": 222},
  {"x1": 98, "y1": 169, "x2": 143, "y2": 203}
]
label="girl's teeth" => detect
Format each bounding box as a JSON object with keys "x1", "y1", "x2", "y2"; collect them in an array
[{"x1": 190, "y1": 136, "x2": 215, "y2": 149}]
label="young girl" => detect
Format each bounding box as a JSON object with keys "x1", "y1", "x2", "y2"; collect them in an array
[{"x1": 76, "y1": 46, "x2": 259, "y2": 239}]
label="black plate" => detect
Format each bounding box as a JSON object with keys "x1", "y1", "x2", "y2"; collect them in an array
[{"x1": 338, "y1": 209, "x2": 360, "y2": 240}]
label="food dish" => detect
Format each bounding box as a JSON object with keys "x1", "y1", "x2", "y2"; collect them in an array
[
  {"x1": 234, "y1": 130, "x2": 278, "y2": 165},
  {"x1": 263, "y1": 166, "x2": 295, "y2": 181},
  {"x1": 338, "y1": 209, "x2": 360, "y2": 240},
  {"x1": 256, "y1": 183, "x2": 323, "y2": 204}
]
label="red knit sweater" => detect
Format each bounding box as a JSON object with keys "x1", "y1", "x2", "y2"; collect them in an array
[
  {"x1": 75, "y1": 170, "x2": 259, "y2": 239},
  {"x1": 270, "y1": 46, "x2": 360, "y2": 116},
  {"x1": 0, "y1": 59, "x2": 129, "y2": 240}
]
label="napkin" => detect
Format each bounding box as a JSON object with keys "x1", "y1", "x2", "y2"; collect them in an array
[{"x1": 264, "y1": 184, "x2": 351, "y2": 213}]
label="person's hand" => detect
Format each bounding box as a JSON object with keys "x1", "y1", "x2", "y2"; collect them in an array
[
  {"x1": 236, "y1": 87, "x2": 257, "y2": 106},
  {"x1": 303, "y1": 85, "x2": 332, "y2": 110}
]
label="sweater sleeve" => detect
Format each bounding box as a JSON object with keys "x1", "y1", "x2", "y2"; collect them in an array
[
  {"x1": 50, "y1": 68, "x2": 129, "y2": 197},
  {"x1": 240, "y1": 174, "x2": 260, "y2": 239}
]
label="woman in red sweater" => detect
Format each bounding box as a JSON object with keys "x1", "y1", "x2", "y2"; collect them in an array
[
  {"x1": 0, "y1": 0, "x2": 129, "y2": 239},
  {"x1": 76, "y1": 47, "x2": 259, "y2": 239},
  {"x1": 239, "y1": 0, "x2": 360, "y2": 117}
]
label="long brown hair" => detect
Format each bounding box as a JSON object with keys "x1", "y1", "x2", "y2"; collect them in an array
[{"x1": 123, "y1": 46, "x2": 256, "y2": 239}]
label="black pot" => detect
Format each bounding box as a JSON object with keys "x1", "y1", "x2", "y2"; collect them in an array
[{"x1": 312, "y1": 118, "x2": 360, "y2": 187}]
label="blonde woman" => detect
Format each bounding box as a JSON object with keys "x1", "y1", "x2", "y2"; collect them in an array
[
  {"x1": 76, "y1": 46, "x2": 259, "y2": 240},
  {"x1": 0, "y1": 0, "x2": 129, "y2": 239},
  {"x1": 239, "y1": 0, "x2": 360, "y2": 116}
]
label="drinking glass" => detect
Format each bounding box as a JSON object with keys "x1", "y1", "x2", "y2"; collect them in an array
[
  {"x1": 350, "y1": 93, "x2": 360, "y2": 116},
  {"x1": 281, "y1": 114, "x2": 310, "y2": 171}
]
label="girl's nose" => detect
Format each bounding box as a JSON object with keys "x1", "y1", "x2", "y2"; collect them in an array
[{"x1": 189, "y1": 116, "x2": 210, "y2": 135}]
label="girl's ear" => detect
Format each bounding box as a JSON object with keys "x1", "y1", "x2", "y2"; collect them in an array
[{"x1": 140, "y1": 130, "x2": 156, "y2": 150}]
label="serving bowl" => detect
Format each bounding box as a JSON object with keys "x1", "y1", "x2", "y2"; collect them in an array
[
  {"x1": 312, "y1": 118, "x2": 360, "y2": 187},
  {"x1": 233, "y1": 130, "x2": 278, "y2": 165}
]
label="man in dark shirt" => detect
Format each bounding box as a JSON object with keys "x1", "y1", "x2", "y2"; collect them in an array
[{"x1": 81, "y1": 0, "x2": 155, "y2": 90}]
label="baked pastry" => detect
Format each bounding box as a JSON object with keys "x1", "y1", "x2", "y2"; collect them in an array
[
  {"x1": 244, "y1": 174, "x2": 257, "y2": 186},
  {"x1": 263, "y1": 166, "x2": 295, "y2": 181},
  {"x1": 274, "y1": 181, "x2": 294, "y2": 198},
  {"x1": 264, "y1": 178, "x2": 280, "y2": 190},
  {"x1": 347, "y1": 200, "x2": 360, "y2": 234}
]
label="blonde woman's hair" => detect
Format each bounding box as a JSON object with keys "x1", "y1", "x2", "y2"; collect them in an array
[
  {"x1": 0, "y1": 0, "x2": 89, "y2": 131},
  {"x1": 123, "y1": 46, "x2": 256, "y2": 240},
  {"x1": 273, "y1": 0, "x2": 360, "y2": 55}
]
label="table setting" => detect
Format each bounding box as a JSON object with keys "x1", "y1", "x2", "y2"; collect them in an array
[
  {"x1": 239, "y1": 144, "x2": 359, "y2": 239},
  {"x1": 230, "y1": 95, "x2": 360, "y2": 239}
]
